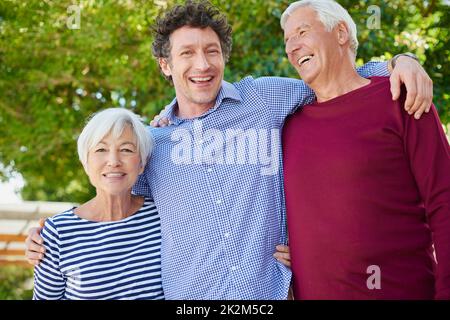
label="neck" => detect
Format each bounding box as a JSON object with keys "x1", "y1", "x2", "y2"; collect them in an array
[
  {"x1": 175, "y1": 100, "x2": 215, "y2": 119},
  {"x1": 309, "y1": 56, "x2": 370, "y2": 103},
  {"x1": 81, "y1": 191, "x2": 137, "y2": 222}
]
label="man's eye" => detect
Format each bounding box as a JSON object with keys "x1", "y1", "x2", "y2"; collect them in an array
[
  {"x1": 181, "y1": 51, "x2": 192, "y2": 56},
  {"x1": 121, "y1": 148, "x2": 134, "y2": 152},
  {"x1": 95, "y1": 148, "x2": 106, "y2": 152}
]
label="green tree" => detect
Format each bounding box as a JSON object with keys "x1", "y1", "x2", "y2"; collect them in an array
[
  {"x1": 0, "y1": 266, "x2": 34, "y2": 300},
  {"x1": 0, "y1": 0, "x2": 448, "y2": 202}
]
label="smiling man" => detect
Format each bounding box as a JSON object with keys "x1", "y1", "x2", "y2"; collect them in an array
[
  {"x1": 25, "y1": 0, "x2": 436, "y2": 300},
  {"x1": 158, "y1": 26, "x2": 225, "y2": 118},
  {"x1": 281, "y1": 0, "x2": 450, "y2": 299}
]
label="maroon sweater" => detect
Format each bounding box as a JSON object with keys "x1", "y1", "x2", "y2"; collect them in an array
[{"x1": 282, "y1": 77, "x2": 450, "y2": 300}]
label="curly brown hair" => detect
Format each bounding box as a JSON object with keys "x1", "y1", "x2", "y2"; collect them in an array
[{"x1": 152, "y1": 0, "x2": 232, "y2": 79}]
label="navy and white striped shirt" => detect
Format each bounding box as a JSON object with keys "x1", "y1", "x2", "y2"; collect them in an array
[
  {"x1": 33, "y1": 198, "x2": 163, "y2": 300},
  {"x1": 133, "y1": 63, "x2": 390, "y2": 299}
]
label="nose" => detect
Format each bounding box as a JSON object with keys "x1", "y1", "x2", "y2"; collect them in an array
[
  {"x1": 106, "y1": 151, "x2": 121, "y2": 167},
  {"x1": 285, "y1": 36, "x2": 302, "y2": 55},
  {"x1": 194, "y1": 52, "x2": 210, "y2": 71}
]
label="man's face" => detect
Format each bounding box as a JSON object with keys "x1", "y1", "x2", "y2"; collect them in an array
[
  {"x1": 284, "y1": 6, "x2": 341, "y2": 85},
  {"x1": 159, "y1": 26, "x2": 225, "y2": 112}
]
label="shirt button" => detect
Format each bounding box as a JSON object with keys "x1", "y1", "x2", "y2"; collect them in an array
[
  {"x1": 231, "y1": 266, "x2": 238, "y2": 271},
  {"x1": 198, "y1": 139, "x2": 204, "y2": 144},
  {"x1": 207, "y1": 168, "x2": 213, "y2": 173},
  {"x1": 224, "y1": 232, "x2": 230, "y2": 238},
  {"x1": 216, "y1": 200, "x2": 222, "y2": 205}
]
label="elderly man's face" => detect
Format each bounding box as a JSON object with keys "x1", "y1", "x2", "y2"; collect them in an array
[
  {"x1": 159, "y1": 26, "x2": 225, "y2": 112},
  {"x1": 284, "y1": 6, "x2": 341, "y2": 85},
  {"x1": 85, "y1": 126, "x2": 144, "y2": 197}
]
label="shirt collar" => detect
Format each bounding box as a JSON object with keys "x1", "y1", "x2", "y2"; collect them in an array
[{"x1": 164, "y1": 80, "x2": 242, "y2": 125}]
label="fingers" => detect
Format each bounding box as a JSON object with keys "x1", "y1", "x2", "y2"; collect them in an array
[
  {"x1": 402, "y1": 74, "x2": 417, "y2": 113},
  {"x1": 275, "y1": 244, "x2": 289, "y2": 253},
  {"x1": 150, "y1": 116, "x2": 171, "y2": 127},
  {"x1": 408, "y1": 71, "x2": 428, "y2": 119},
  {"x1": 159, "y1": 118, "x2": 170, "y2": 127},
  {"x1": 274, "y1": 244, "x2": 291, "y2": 267},
  {"x1": 150, "y1": 115, "x2": 161, "y2": 127},
  {"x1": 25, "y1": 226, "x2": 45, "y2": 264},
  {"x1": 410, "y1": 72, "x2": 433, "y2": 119},
  {"x1": 25, "y1": 236, "x2": 45, "y2": 266},
  {"x1": 389, "y1": 72, "x2": 401, "y2": 101},
  {"x1": 393, "y1": 56, "x2": 434, "y2": 120},
  {"x1": 273, "y1": 252, "x2": 290, "y2": 261},
  {"x1": 278, "y1": 259, "x2": 291, "y2": 268},
  {"x1": 273, "y1": 253, "x2": 291, "y2": 268},
  {"x1": 27, "y1": 227, "x2": 44, "y2": 246},
  {"x1": 27, "y1": 240, "x2": 45, "y2": 254},
  {"x1": 26, "y1": 258, "x2": 42, "y2": 266},
  {"x1": 25, "y1": 250, "x2": 44, "y2": 266},
  {"x1": 426, "y1": 78, "x2": 433, "y2": 113},
  {"x1": 414, "y1": 76, "x2": 433, "y2": 119},
  {"x1": 39, "y1": 217, "x2": 46, "y2": 228}
]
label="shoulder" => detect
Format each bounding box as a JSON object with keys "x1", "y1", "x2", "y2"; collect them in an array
[
  {"x1": 139, "y1": 198, "x2": 158, "y2": 214},
  {"x1": 232, "y1": 76, "x2": 306, "y2": 99},
  {"x1": 367, "y1": 76, "x2": 392, "y2": 94},
  {"x1": 369, "y1": 76, "x2": 407, "y2": 111},
  {"x1": 131, "y1": 198, "x2": 160, "y2": 230},
  {"x1": 253, "y1": 76, "x2": 304, "y2": 89},
  {"x1": 46, "y1": 208, "x2": 77, "y2": 228},
  {"x1": 41, "y1": 208, "x2": 75, "y2": 244},
  {"x1": 232, "y1": 76, "x2": 297, "y2": 91}
]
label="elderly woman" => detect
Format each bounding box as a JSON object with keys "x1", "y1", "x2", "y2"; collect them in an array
[{"x1": 33, "y1": 108, "x2": 163, "y2": 300}]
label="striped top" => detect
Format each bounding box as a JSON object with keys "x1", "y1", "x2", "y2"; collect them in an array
[{"x1": 33, "y1": 198, "x2": 164, "y2": 300}]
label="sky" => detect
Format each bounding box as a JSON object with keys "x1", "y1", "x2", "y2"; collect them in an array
[{"x1": 0, "y1": 176, "x2": 23, "y2": 204}]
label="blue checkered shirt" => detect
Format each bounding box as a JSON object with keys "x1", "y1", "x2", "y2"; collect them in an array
[{"x1": 133, "y1": 62, "x2": 389, "y2": 299}]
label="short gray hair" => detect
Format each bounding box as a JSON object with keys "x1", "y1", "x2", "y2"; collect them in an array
[
  {"x1": 77, "y1": 108, "x2": 153, "y2": 169},
  {"x1": 280, "y1": 0, "x2": 359, "y2": 55}
]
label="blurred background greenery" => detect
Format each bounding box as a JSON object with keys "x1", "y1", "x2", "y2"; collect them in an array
[
  {"x1": 0, "y1": 0, "x2": 449, "y2": 203},
  {"x1": 0, "y1": 266, "x2": 33, "y2": 300}
]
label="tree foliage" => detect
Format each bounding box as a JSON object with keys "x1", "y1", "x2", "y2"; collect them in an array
[
  {"x1": 0, "y1": 0, "x2": 448, "y2": 202},
  {"x1": 0, "y1": 266, "x2": 33, "y2": 300}
]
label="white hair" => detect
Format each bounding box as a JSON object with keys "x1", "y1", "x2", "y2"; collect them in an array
[
  {"x1": 280, "y1": 0, "x2": 359, "y2": 54},
  {"x1": 77, "y1": 108, "x2": 153, "y2": 169}
]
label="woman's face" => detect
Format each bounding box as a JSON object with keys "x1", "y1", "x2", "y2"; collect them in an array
[{"x1": 85, "y1": 126, "x2": 144, "y2": 197}]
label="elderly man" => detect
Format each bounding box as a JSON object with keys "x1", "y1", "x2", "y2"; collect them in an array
[
  {"x1": 26, "y1": 0, "x2": 435, "y2": 299},
  {"x1": 281, "y1": 0, "x2": 450, "y2": 299}
]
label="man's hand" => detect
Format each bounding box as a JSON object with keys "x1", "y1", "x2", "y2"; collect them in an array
[
  {"x1": 389, "y1": 56, "x2": 433, "y2": 120},
  {"x1": 25, "y1": 218, "x2": 46, "y2": 266},
  {"x1": 273, "y1": 244, "x2": 291, "y2": 268},
  {"x1": 150, "y1": 106, "x2": 171, "y2": 127}
]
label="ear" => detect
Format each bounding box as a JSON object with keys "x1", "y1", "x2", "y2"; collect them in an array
[
  {"x1": 159, "y1": 58, "x2": 172, "y2": 77},
  {"x1": 336, "y1": 22, "x2": 350, "y2": 46}
]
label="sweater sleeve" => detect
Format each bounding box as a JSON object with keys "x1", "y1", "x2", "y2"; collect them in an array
[
  {"x1": 403, "y1": 104, "x2": 450, "y2": 299},
  {"x1": 33, "y1": 219, "x2": 66, "y2": 300}
]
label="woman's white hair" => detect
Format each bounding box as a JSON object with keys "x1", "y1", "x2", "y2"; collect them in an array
[
  {"x1": 77, "y1": 108, "x2": 153, "y2": 169},
  {"x1": 280, "y1": 0, "x2": 359, "y2": 55}
]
